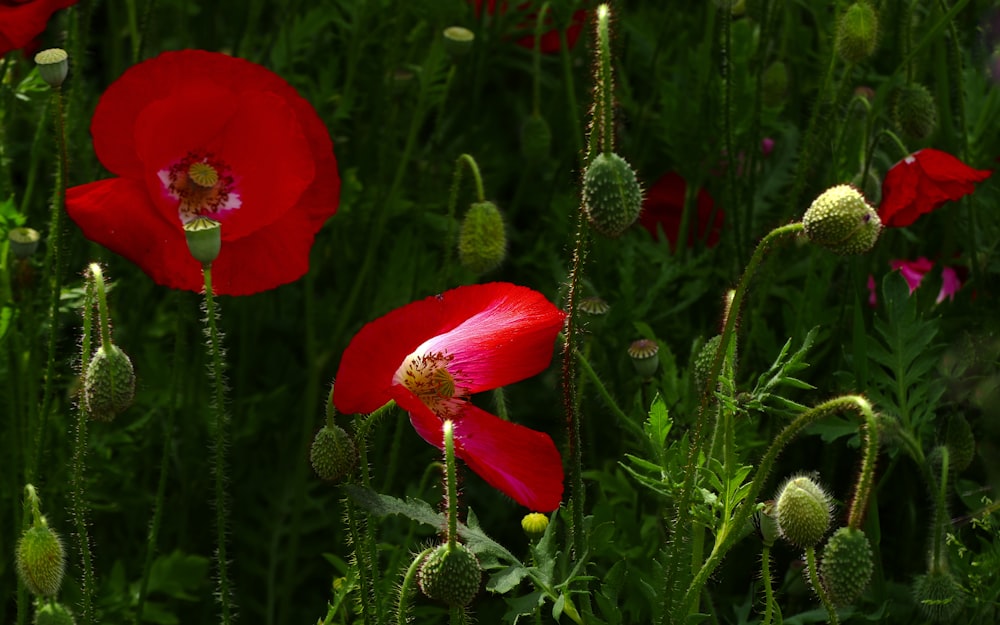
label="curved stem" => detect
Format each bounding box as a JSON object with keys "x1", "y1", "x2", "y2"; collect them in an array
[
  {"x1": 396, "y1": 548, "x2": 433, "y2": 625},
  {"x1": 806, "y1": 546, "x2": 839, "y2": 624},
  {"x1": 73, "y1": 272, "x2": 96, "y2": 625},
  {"x1": 846, "y1": 406, "x2": 880, "y2": 530},
  {"x1": 760, "y1": 546, "x2": 775, "y2": 625},
  {"x1": 573, "y1": 346, "x2": 643, "y2": 441},
  {"x1": 89, "y1": 264, "x2": 112, "y2": 349}
]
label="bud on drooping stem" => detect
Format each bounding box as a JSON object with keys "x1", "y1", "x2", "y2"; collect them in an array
[
  {"x1": 16, "y1": 486, "x2": 66, "y2": 599},
  {"x1": 82, "y1": 264, "x2": 135, "y2": 422},
  {"x1": 835, "y1": 3, "x2": 879, "y2": 64},
  {"x1": 802, "y1": 184, "x2": 882, "y2": 255},
  {"x1": 458, "y1": 201, "x2": 506, "y2": 274},
  {"x1": 774, "y1": 474, "x2": 833, "y2": 548},
  {"x1": 820, "y1": 527, "x2": 874, "y2": 605},
  {"x1": 893, "y1": 83, "x2": 937, "y2": 140}
]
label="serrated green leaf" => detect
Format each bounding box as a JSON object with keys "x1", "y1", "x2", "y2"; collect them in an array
[
  {"x1": 487, "y1": 565, "x2": 529, "y2": 594},
  {"x1": 645, "y1": 393, "x2": 673, "y2": 448}
]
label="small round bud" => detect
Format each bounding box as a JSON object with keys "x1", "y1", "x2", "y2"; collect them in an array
[
  {"x1": 310, "y1": 425, "x2": 357, "y2": 482},
  {"x1": 944, "y1": 414, "x2": 975, "y2": 472},
  {"x1": 184, "y1": 217, "x2": 222, "y2": 265},
  {"x1": 34, "y1": 48, "x2": 69, "y2": 88},
  {"x1": 693, "y1": 335, "x2": 723, "y2": 392},
  {"x1": 583, "y1": 152, "x2": 643, "y2": 238},
  {"x1": 521, "y1": 512, "x2": 549, "y2": 539},
  {"x1": 761, "y1": 61, "x2": 788, "y2": 108},
  {"x1": 912, "y1": 570, "x2": 965, "y2": 623},
  {"x1": 16, "y1": 524, "x2": 66, "y2": 598},
  {"x1": 84, "y1": 344, "x2": 136, "y2": 422},
  {"x1": 893, "y1": 83, "x2": 937, "y2": 140},
  {"x1": 803, "y1": 184, "x2": 882, "y2": 255},
  {"x1": 820, "y1": 527, "x2": 874, "y2": 605},
  {"x1": 578, "y1": 296, "x2": 610, "y2": 316},
  {"x1": 9, "y1": 227, "x2": 41, "y2": 259},
  {"x1": 774, "y1": 475, "x2": 832, "y2": 548},
  {"x1": 836, "y1": 3, "x2": 879, "y2": 64},
  {"x1": 627, "y1": 339, "x2": 660, "y2": 378},
  {"x1": 417, "y1": 543, "x2": 482, "y2": 607},
  {"x1": 521, "y1": 113, "x2": 552, "y2": 164},
  {"x1": 443, "y1": 26, "x2": 475, "y2": 57},
  {"x1": 34, "y1": 602, "x2": 76, "y2": 625},
  {"x1": 458, "y1": 201, "x2": 506, "y2": 274}
]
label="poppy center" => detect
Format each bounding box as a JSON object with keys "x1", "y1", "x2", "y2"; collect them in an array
[
  {"x1": 159, "y1": 151, "x2": 242, "y2": 224},
  {"x1": 396, "y1": 351, "x2": 467, "y2": 419}
]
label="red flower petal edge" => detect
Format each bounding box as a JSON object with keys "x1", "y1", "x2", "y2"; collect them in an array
[
  {"x1": 0, "y1": 0, "x2": 77, "y2": 56},
  {"x1": 639, "y1": 172, "x2": 723, "y2": 249},
  {"x1": 878, "y1": 148, "x2": 992, "y2": 228},
  {"x1": 470, "y1": 0, "x2": 587, "y2": 53},
  {"x1": 66, "y1": 50, "x2": 339, "y2": 295}
]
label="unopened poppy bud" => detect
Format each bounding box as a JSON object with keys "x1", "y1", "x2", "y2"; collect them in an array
[
  {"x1": 458, "y1": 201, "x2": 506, "y2": 274},
  {"x1": 184, "y1": 217, "x2": 221, "y2": 265},
  {"x1": 84, "y1": 344, "x2": 136, "y2": 422},
  {"x1": 34, "y1": 48, "x2": 68, "y2": 88},
  {"x1": 310, "y1": 425, "x2": 357, "y2": 482},
  {"x1": 418, "y1": 543, "x2": 482, "y2": 607},
  {"x1": 693, "y1": 335, "x2": 723, "y2": 392},
  {"x1": 578, "y1": 296, "x2": 610, "y2": 316},
  {"x1": 803, "y1": 184, "x2": 881, "y2": 255},
  {"x1": 774, "y1": 474, "x2": 832, "y2": 548},
  {"x1": 9, "y1": 227, "x2": 41, "y2": 259},
  {"x1": 820, "y1": 527, "x2": 874, "y2": 605},
  {"x1": 753, "y1": 501, "x2": 781, "y2": 548},
  {"x1": 521, "y1": 113, "x2": 552, "y2": 164},
  {"x1": 33, "y1": 602, "x2": 76, "y2": 625},
  {"x1": 443, "y1": 26, "x2": 475, "y2": 57},
  {"x1": 912, "y1": 570, "x2": 964, "y2": 623},
  {"x1": 893, "y1": 83, "x2": 937, "y2": 140},
  {"x1": 583, "y1": 152, "x2": 643, "y2": 238},
  {"x1": 836, "y1": 3, "x2": 879, "y2": 64},
  {"x1": 627, "y1": 339, "x2": 660, "y2": 378},
  {"x1": 944, "y1": 414, "x2": 975, "y2": 472},
  {"x1": 761, "y1": 61, "x2": 788, "y2": 108},
  {"x1": 16, "y1": 522, "x2": 66, "y2": 598},
  {"x1": 521, "y1": 512, "x2": 549, "y2": 539}
]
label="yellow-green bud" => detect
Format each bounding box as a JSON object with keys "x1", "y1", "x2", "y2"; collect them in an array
[
  {"x1": 693, "y1": 335, "x2": 723, "y2": 392},
  {"x1": 774, "y1": 475, "x2": 832, "y2": 548},
  {"x1": 803, "y1": 184, "x2": 881, "y2": 255},
  {"x1": 458, "y1": 201, "x2": 506, "y2": 274},
  {"x1": 9, "y1": 227, "x2": 41, "y2": 259},
  {"x1": 912, "y1": 570, "x2": 965, "y2": 623},
  {"x1": 183, "y1": 217, "x2": 222, "y2": 266},
  {"x1": 417, "y1": 543, "x2": 482, "y2": 607},
  {"x1": 16, "y1": 523, "x2": 66, "y2": 598},
  {"x1": 627, "y1": 339, "x2": 660, "y2": 378},
  {"x1": 893, "y1": 83, "x2": 937, "y2": 140},
  {"x1": 34, "y1": 48, "x2": 69, "y2": 88},
  {"x1": 84, "y1": 344, "x2": 136, "y2": 422},
  {"x1": 836, "y1": 3, "x2": 879, "y2": 64},
  {"x1": 820, "y1": 527, "x2": 874, "y2": 605},
  {"x1": 583, "y1": 152, "x2": 643, "y2": 238},
  {"x1": 944, "y1": 414, "x2": 975, "y2": 473},
  {"x1": 34, "y1": 602, "x2": 76, "y2": 625},
  {"x1": 443, "y1": 27, "x2": 475, "y2": 57},
  {"x1": 310, "y1": 425, "x2": 357, "y2": 482},
  {"x1": 521, "y1": 113, "x2": 552, "y2": 165},
  {"x1": 521, "y1": 512, "x2": 549, "y2": 539}
]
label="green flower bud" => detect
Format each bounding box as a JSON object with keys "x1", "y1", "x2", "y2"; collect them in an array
[
  {"x1": 34, "y1": 48, "x2": 69, "y2": 88},
  {"x1": 893, "y1": 83, "x2": 937, "y2": 140},
  {"x1": 803, "y1": 184, "x2": 882, "y2": 255},
  {"x1": 944, "y1": 414, "x2": 975, "y2": 472},
  {"x1": 34, "y1": 602, "x2": 76, "y2": 625},
  {"x1": 627, "y1": 339, "x2": 660, "y2": 378},
  {"x1": 820, "y1": 527, "x2": 874, "y2": 605},
  {"x1": 753, "y1": 500, "x2": 781, "y2": 548},
  {"x1": 310, "y1": 425, "x2": 357, "y2": 482},
  {"x1": 774, "y1": 475, "x2": 832, "y2": 548},
  {"x1": 183, "y1": 217, "x2": 222, "y2": 266},
  {"x1": 521, "y1": 113, "x2": 552, "y2": 165},
  {"x1": 9, "y1": 227, "x2": 41, "y2": 259},
  {"x1": 693, "y1": 335, "x2": 723, "y2": 392},
  {"x1": 458, "y1": 201, "x2": 506, "y2": 274},
  {"x1": 16, "y1": 523, "x2": 66, "y2": 598},
  {"x1": 443, "y1": 27, "x2": 475, "y2": 57},
  {"x1": 912, "y1": 570, "x2": 965, "y2": 623},
  {"x1": 836, "y1": 3, "x2": 879, "y2": 64},
  {"x1": 521, "y1": 512, "x2": 549, "y2": 539},
  {"x1": 84, "y1": 344, "x2": 136, "y2": 422},
  {"x1": 418, "y1": 543, "x2": 482, "y2": 607},
  {"x1": 583, "y1": 152, "x2": 643, "y2": 238}
]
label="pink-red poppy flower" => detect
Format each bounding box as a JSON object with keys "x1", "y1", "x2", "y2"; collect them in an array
[
  {"x1": 66, "y1": 50, "x2": 339, "y2": 296},
  {"x1": 639, "y1": 172, "x2": 723, "y2": 249},
  {"x1": 878, "y1": 148, "x2": 992, "y2": 227},
  {"x1": 868, "y1": 257, "x2": 963, "y2": 306},
  {"x1": 471, "y1": 1, "x2": 587, "y2": 53},
  {"x1": 0, "y1": 0, "x2": 76, "y2": 56},
  {"x1": 334, "y1": 282, "x2": 566, "y2": 512}
]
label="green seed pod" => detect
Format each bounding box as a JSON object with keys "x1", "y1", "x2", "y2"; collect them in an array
[
  {"x1": 774, "y1": 475, "x2": 832, "y2": 548},
  {"x1": 803, "y1": 184, "x2": 882, "y2": 255},
  {"x1": 583, "y1": 152, "x2": 643, "y2": 238},
  {"x1": 458, "y1": 201, "x2": 506, "y2": 274},
  {"x1": 9, "y1": 227, "x2": 41, "y2": 259},
  {"x1": 310, "y1": 425, "x2": 357, "y2": 482},
  {"x1": 34, "y1": 602, "x2": 76, "y2": 625},
  {"x1": 893, "y1": 83, "x2": 937, "y2": 140},
  {"x1": 944, "y1": 414, "x2": 975, "y2": 473},
  {"x1": 836, "y1": 3, "x2": 879, "y2": 64},
  {"x1": 912, "y1": 570, "x2": 965, "y2": 623},
  {"x1": 84, "y1": 343, "x2": 136, "y2": 422},
  {"x1": 761, "y1": 61, "x2": 788, "y2": 109},
  {"x1": 417, "y1": 543, "x2": 482, "y2": 607},
  {"x1": 183, "y1": 217, "x2": 222, "y2": 266},
  {"x1": 627, "y1": 339, "x2": 660, "y2": 378},
  {"x1": 521, "y1": 113, "x2": 552, "y2": 165},
  {"x1": 16, "y1": 524, "x2": 66, "y2": 598},
  {"x1": 820, "y1": 527, "x2": 874, "y2": 605},
  {"x1": 34, "y1": 48, "x2": 69, "y2": 89},
  {"x1": 442, "y1": 27, "x2": 475, "y2": 57}
]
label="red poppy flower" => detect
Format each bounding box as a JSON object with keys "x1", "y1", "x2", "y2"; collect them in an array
[
  {"x1": 0, "y1": 0, "x2": 76, "y2": 56},
  {"x1": 471, "y1": 1, "x2": 587, "y2": 53},
  {"x1": 639, "y1": 172, "x2": 723, "y2": 249},
  {"x1": 66, "y1": 50, "x2": 339, "y2": 295},
  {"x1": 334, "y1": 282, "x2": 566, "y2": 512},
  {"x1": 878, "y1": 148, "x2": 992, "y2": 228}
]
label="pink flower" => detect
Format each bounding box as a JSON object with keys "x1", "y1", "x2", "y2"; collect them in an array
[
  {"x1": 871, "y1": 258, "x2": 963, "y2": 306},
  {"x1": 890, "y1": 257, "x2": 934, "y2": 293}
]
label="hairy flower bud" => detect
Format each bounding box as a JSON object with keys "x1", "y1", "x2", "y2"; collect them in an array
[
  {"x1": 310, "y1": 425, "x2": 357, "y2": 482},
  {"x1": 893, "y1": 84, "x2": 938, "y2": 140},
  {"x1": 521, "y1": 113, "x2": 552, "y2": 164},
  {"x1": 458, "y1": 201, "x2": 506, "y2": 274},
  {"x1": 944, "y1": 414, "x2": 975, "y2": 472},
  {"x1": 803, "y1": 184, "x2": 881, "y2": 255},
  {"x1": 84, "y1": 344, "x2": 136, "y2": 422},
  {"x1": 912, "y1": 570, "x2": 965, "y2": 623},
  {"x1": 16, "y1": 523, "x2": 66, "y2": 598},
  {"x1": 418, "y1": 543, "x2": 482, "y2": 607},
  {"x1": 774, "y1": 475, "x2": 832, "y2": 548},
  {"x1": 34, "y1": 602, "x2": 76, "y2": 625},
  {"x1": 820, "y1": 527, "x2": 874, "y2": 605},
  {"x1": 583, "y1": 152, "x2": 643, "y2": 238},
  {"x1": 836, "y1": 3, "x2": 879, "y2": 64}
]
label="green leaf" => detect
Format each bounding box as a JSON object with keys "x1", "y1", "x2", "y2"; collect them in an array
[
  {"x1": 145, "y1": 550, "x2": 210, "y2": 600},
  {"x1": 486, "y1": 565, "x2": 529, "y2": 594},
  {"x1": 645, "y1": 393, "x2": 673, "y2": 449},
  {"x1": 343, "y1": 484, "x2": 443, "y2": 528}
]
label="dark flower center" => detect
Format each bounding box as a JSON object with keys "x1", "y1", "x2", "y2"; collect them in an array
[
  {"x1": 163, "y1": 151, "x2": 238, "y2": 223},
  {"x1": 397, "y1": 351, "x2": 466, "y2": 418}
]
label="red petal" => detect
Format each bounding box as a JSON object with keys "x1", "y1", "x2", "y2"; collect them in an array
[
  {"x1": 880, "y1": 150, "x2": 993, "y2": 227},
  {"x1": 405, "y1": 398, "x2": 563, "y2": 511},
  {"x1": 0, "y1": 0, "x2": 76, "y2": 56},
  {"x1": 916, "y1": 149, "x2": 993, "y2": 186},
  {"x1": 640, "y1": 172, "x2": 723, "y2": 248}
]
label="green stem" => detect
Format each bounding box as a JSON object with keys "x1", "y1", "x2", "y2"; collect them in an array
[
  {"x1": 89, "y1": 264, "x2": 112, "y2": 349},
  {"x1": 806, "y1": 546, "x2": 839, "y2": 625},
  {"x1": 396, "y1": 548, "x2": 433, "y2": 625},
  {"x1": 345, "y1": 500, "x2": 375, "y2": 625},
  {"x1": 761, "y1": 546, "x2": 775, "y2": 625},
  {"x1": 73, "y1": 271, "x2": 97, "y2": 625},
  {"x1": 444, "y1": 421, "x2": 458, "y2": 548},
  {"x1": 441, "y1": 153, "x2": 487, "y2": 282},
  {"x1": 573, "y1": 346, "x2": 643, "y2": 441},
  {"x1": 930, "y1": 446, "x2": 950, "y2": 571},
  {"x1": 846, "y1": 406, "x2": 879, "y2": 530},
  {"x1": 202, "y1": 266, "x2": 233, "y2": 625},
  {"x1": 596, "y1": 5, "x2": 614, "y2": 154}
]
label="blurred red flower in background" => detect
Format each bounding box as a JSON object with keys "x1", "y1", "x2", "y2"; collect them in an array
[
  {"x1": 878, "y1": 148, "x2": 992, "y2": 227},
  {"x1": 334, "y1": 282, "x2": 566, "y2": 512},
  {"x1": 66, "y1": 50, "x2": 340, "y2": 296},
  {"x1": 639, "y1": 172, "x2": 723, "y2": 249},
  {"x1": 868, "y1": 257, "x2": 964, "y2": 307},
  {"x1": 0, "y1": 0, "x2": 77, "y2": 56},
  {"x1": 471, "y1": 1, "x2": 587, "y2": 53}
]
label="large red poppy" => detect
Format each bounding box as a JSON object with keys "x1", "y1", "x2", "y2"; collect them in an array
[
  {"x1": 471, "y1": 1, "x2": 587, "y2": 53},
  {"x1": 878, "y1": 148, "x2": 992, "y2": 228},
  {"x1": 334, "y1": 282, "x2": 566, "y2": 512},
  {"x1": 66, "y1": 50, "x2": 339, "y2": 295},
  {"x1": 639, "y1": 172, "x2": 723, "y2": 249},
  {"x1": 0, "y1": 0, "x2": 76, "y2": 56}
]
